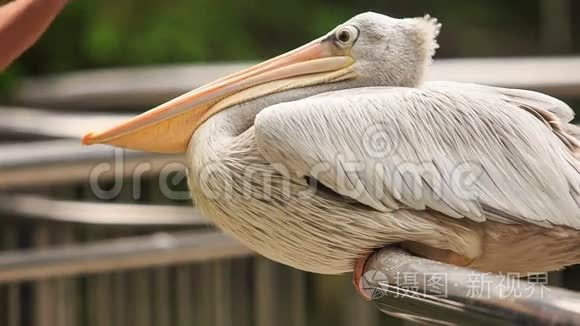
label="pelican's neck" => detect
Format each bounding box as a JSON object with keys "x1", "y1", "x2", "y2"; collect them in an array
[
  {"x1": 188, "y1": 86, "x2": 340, "y2": 208},
  {"x1": 191, "y1": 82, "x2": 352, "y2": 152}
]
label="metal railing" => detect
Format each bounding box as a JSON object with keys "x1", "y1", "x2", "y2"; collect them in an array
[
  {"x1": 10, "y1": 57, "x2": 580, "y2": 110},
  {"x1": 0, "y1": 139, "x2": 183, "y2": 188},
  {"x1": 361, "y1": 248, "x2": 580, "y2": 325},
  {"x1": 0, "y1": 231, "x2": 251, "y2": 283},
  {"x1": 0, "y1": 194, "x2": 203, "y2": 225},
  {"x1": 1, "y1": 57, "x2": 579, "y2": 326}
]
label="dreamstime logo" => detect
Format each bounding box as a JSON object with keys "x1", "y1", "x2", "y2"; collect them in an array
[
  {"x1": 362, "y1": 122, "x2": 400, "y2": 159},
  {"x1": 86, "y1": 147, "x2": 486, "y2": 207}
]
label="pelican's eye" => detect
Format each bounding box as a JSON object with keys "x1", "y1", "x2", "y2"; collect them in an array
[{"x1": 334, "y1": 26, "x2": 359, "y2": 48}]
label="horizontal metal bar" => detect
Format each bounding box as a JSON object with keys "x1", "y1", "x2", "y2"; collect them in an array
[
  {"x1": 0, "y1": 231, "x2": 252, "y2": 283},
  {"x1": 0, "y1": 194, "x2": 206, "y2": 226},
  {"x1": 0, "y1": 107, "x2": 130, "y2": 138},
  {"x1": 0, "y1": 139, "x2": 184, "y2": 188},
  {"x1": 360, "y1": 248, "x2": 580, "y2": 325},
  {"x1": 11, "y1": 57, "x2": 580, "y2": 110},
  {"x1": 12, "y1": 63, "x2": 253, "y2": 110},
  {"x1": 425, "y1": 56, "x2": 580, "y2": 97}
]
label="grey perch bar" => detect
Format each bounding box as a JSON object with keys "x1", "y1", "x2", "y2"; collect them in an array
[
  {"x1": 0, "y1": 194, "x2": 207, "y2": 226},
  {"x1": 360, "y1": 248, "x2": 580, "y2": 325},
  {"x1": 0, "y1": 139, "x2": 183, "y2": 188},
  {"x1": 0, "y1": 231, "x2": 252, "y2": 283},
  {"x1": 11, "y1": 57, "x2": 580, "y2": 110},
  {"x1": 0, "y1": 230, "x2": 576, "y2": 325}
]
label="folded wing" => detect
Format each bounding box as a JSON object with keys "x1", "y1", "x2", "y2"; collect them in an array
[{"x1": 254, "y1": 83, "x2": 580, "y2": 229}]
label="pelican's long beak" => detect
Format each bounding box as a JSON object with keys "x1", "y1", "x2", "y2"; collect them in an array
[{"x1": 82, "y1": 38, "x2": 355, "y2": 153}]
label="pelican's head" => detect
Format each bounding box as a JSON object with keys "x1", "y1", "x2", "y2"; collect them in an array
[
  {"x1": 82, "y1": 12, "x2": 440, "y2": 153},
  {"x1": 343, "y1": 12, "x2": 440, "y2": 87}
]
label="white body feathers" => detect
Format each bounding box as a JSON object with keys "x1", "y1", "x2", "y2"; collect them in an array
[{"x1": 188, "y1": 82, "x2": 580, "y2": 274}]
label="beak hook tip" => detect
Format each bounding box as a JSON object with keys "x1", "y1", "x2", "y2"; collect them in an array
[{"x1": 81, "y1": 132, "x2": 96, "y2": 146}]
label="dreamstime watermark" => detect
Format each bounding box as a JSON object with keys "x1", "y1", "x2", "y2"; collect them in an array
[
  {"x1": 86, "y1": 146, "x2": 488, "y2": 206},
  {"x1": 85, "y1": 119, "x2": 491, "y2": 204},
  {"x1": 191, "y1": 153, "x2": 487, "y2": 205}
]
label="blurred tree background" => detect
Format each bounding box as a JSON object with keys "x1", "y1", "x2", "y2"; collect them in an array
[{"x1": 1, "y1": 0, "x2": 579, "y2": 95}]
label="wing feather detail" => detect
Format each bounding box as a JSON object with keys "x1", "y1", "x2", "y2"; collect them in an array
[{"x1": 254, "y1": 83, "x2": 580, "y2": 229}]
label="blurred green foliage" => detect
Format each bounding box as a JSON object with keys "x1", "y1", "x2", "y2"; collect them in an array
[{"x1": 1, "y1": 0, "x2": 579, "y2": 94}]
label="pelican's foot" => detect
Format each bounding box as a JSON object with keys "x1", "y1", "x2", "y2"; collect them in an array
[
  {"x1": 352, "y1": 252, "x2": 373, "y2": 300},
  {"x1": 351, "y1": 245, "x2": 475, "y2": 301},
  {"x1": 445, "y1": 251, "x2": 474, "y2": 266}
]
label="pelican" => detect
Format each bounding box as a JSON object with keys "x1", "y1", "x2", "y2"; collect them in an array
[{"x1": 83, "y1": 12, "x2": 580, "y2": 283}]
